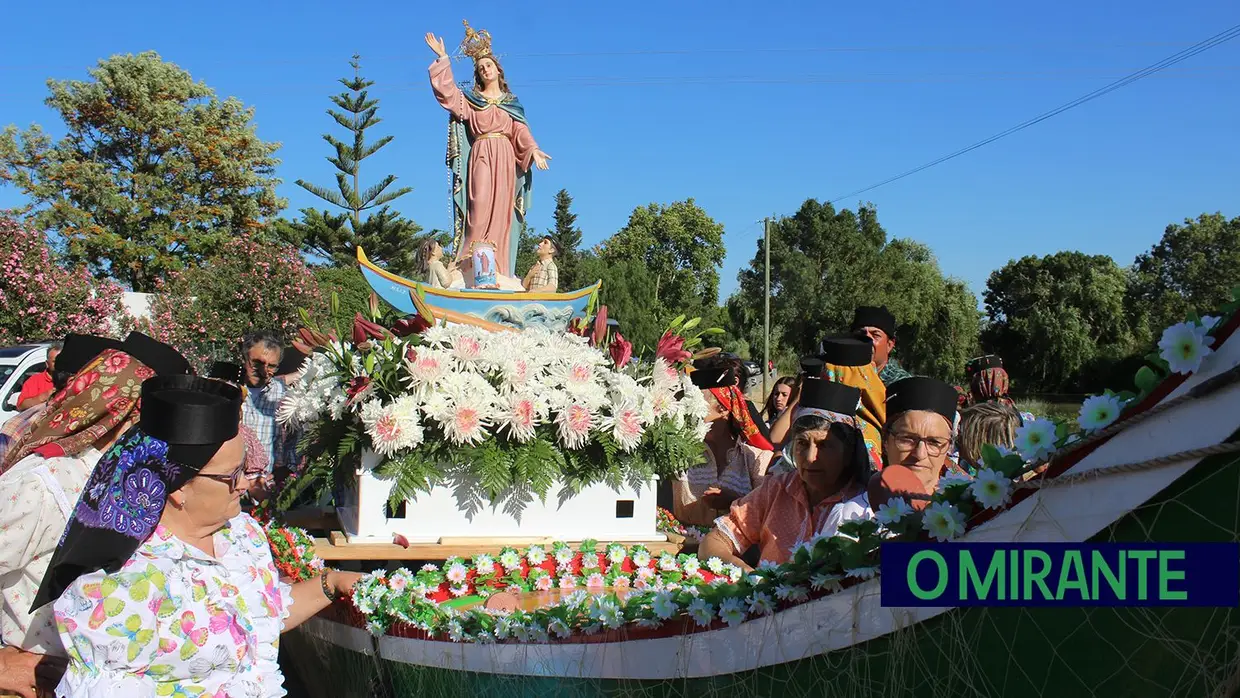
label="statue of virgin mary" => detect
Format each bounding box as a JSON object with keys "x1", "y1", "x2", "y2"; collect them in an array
[{"x1": 425, "y1": 22, "x2": 552, "y2": 287}]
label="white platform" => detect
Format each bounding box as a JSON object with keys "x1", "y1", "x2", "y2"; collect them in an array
[{"x1": 337, "y1": 450, "x2": 665, "y2": 544}]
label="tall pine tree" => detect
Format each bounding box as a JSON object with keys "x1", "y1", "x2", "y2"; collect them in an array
[
  {"x1": 290, "y1": 55, "x2": 421, "y2": 275},
  {"x1": 547, "y1": 189, "x2": 584, "y2": 290}
]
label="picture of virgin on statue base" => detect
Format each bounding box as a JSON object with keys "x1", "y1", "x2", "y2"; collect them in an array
[{"x1": 454, "y1": 242, "x2": 525, "y2": 291}]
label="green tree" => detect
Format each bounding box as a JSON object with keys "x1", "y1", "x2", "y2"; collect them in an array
[
  {"x1": 983, "y1": 251, "x2": 1138, "y2": 393},
  {"x1": 599, "y1": 200, "x2": 726, "y2": 321},
  {"x1": 289, "y1": 55, "x2": 421, "y2": 275},
  {"x1": 726, "y1": 200, "x2": 979, "y2": 379},
  {"x1": 578, "y1": 254, "x2": 664, "y2": 353},
  {"x1": 1127, "y1": 212, "x2": 1240, "y2": 338},
  {"x1": 546, "y1": 189, "x2": 585, "y2": 290},
  {"x1": 0, "y1": 51, "x2": 284, "y2": 292}
]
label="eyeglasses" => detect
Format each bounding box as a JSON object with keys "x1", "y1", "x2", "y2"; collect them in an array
[
  {"x1": 249, "y1": 358, "x2": 279, "y2": 374},
  {"x1": 196, "y1": 463, "x2": 247, "y2": 492},
  {"x1": 888, "y1": 431, "x2": 951, "y2": 457}
]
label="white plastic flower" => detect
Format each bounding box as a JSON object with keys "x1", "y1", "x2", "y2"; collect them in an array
[
  {"x1": 554, "y1": 546, "x2": 575, "y2": 567},
  {"x1": 1014, "y1": 418, "x2": 1058, "y2": 463},
  {"x1": 923, "y1": 501, "x2": 967, "y2": 541},
  {"x1": 705, "y1": 557, "x2": 725, "y2": 575},
  {"x1": 1077, "y1": 393, "x2": 1124, "y2": 432},
  {"x1": 845, "y1": 566, "x2": 879, "y2": 581},
  {"x1": 1201, "y1": 315, "x2": 1222, "y2": 331},
  {"x1": 498, "y1": 550, "x2": 522, "y2": 571},
  {"x1": 810, "y1": 573, "x2": 843, "y2": 593},
  {"x1": 936, "y1": 471, "x2": 973, "y2": 493},
  {"x1": 717, "y1": 597, "x2": 746, "y2": 627},
  {"x1": 525, "y1": 545, "x2": 547, "y2": 565},
  {"x1": 445, "y1": 562, "x2": 469, "y2": 585},
  {"x1": 652, "y1": 591, "x2": 678, "y2": 620},
  {"x1": 969, "y1": 468, "x2": 1013, "y2": 510},
  {"x1": 687, "y1": 598, "x2": 714, "y2": 626},
  {"x1": 547, "y1": 618, "x2": 572, "y2": 639},
  {"x1": 875, "y1": 498, "x2": 915, "y2": 525},
  {"x1": 606, "y1": 545, "x2": 628, "y2": 565},
  {"x1": 774, "y1": 585, "x2": 808, "y2": 602},
  {"x1": 1159, "y1": 321, "x2": 1214, "y2": 375},
  {"x1": 474, "y1": 554, "x2": 496, "y2": 575},
  {"x1": 747, "y1": 591, "x2": 775, "y2": 616}
]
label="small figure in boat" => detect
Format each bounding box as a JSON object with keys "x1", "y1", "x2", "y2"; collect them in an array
[
  {"x1": 417, "y1": 239, "x2": 458, "y2": 289},
  {"x1": 523, "y1": 236, "x2": 559, "y2": 293}
]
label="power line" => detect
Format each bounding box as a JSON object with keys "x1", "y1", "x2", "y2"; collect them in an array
[{"x1": 827, "y1": 24, "x2": 1240, "y2": 205}]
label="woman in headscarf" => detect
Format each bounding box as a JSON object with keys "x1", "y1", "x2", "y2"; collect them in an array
[
  {"x1": 0, "y1": 334, "x2": 189, "y2": 697},
  {"x1": 770, "y1": 339, "x2": 885, "y2": 472},
  {"x1": 868, "y1": 376, "x2": 964, "y2": 511},
  {"x1": 965, "y1": 355, "x2": 1016, "y2": 408},
  {"x1": 672, "y1": 360, "x2": 775, "y2": 528},
  {"x1": 34, "y1": 375, "x2": 365, "y2": 698},
  {"x1": 698, "y1": 378, "x2": 874, "y2": 570}
]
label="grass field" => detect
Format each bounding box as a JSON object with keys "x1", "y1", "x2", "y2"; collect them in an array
[{"x1": 1014, "y1": 399, "x2": 1079, "y2": 422}]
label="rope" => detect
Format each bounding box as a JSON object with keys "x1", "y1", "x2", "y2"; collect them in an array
[
  {"x1": 1014, "y1": 363, "x2": 1240, "y2": 479},
  {"x1": 1014, "y1": 441, "x2": 1240, "y2": 490}
]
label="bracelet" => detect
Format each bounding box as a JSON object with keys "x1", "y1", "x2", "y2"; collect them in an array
[{"x1": 320, "y1": 571, "x2": 335, "y2": 601}]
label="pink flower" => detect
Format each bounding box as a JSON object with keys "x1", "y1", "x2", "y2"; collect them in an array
[
  {"x1": 586, "y1": 573, "x2": 606, "y2": 589},
  {"x1": 535, "y1": 575, "x2": 553, "y2": 591},
  {"x1": 608, "y1": 333, "x2": 633, "y2": 369},
  {"x1": 655, "y1": 331, "x2": 691, "y2": 366}
]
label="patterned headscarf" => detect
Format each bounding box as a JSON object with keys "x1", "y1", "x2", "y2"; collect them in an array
[
  {"x1": 791, "y1": 405, "x2": 883, "y2": 474},
  {"x1": 708, "y1": 385, "x2": 775, "y2": 451},
  {"x1": 1, "y1": 349, "x2": 152, "y2": 471},
  {"x1": 0, "y1": 405, "x2": 46, "y2": 468},
  {"x1": 969, "y1": 367, "x2": 1015, "y2": 408}
]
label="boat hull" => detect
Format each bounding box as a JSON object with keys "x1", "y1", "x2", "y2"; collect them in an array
[{"x1": 356, "y1": 247, "x2": 599, "y2": 332}]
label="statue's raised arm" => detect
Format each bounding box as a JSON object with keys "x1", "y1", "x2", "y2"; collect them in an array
[{"x1": 427, "y1": 21, "x2": 551, "y2": 289}]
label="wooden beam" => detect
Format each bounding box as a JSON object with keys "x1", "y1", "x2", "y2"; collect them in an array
[{"x1": 314, "y1": 533, "x2": 683, "y2": 561}]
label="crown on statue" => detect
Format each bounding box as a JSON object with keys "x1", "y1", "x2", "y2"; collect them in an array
[{"x1": 459, "y1": 20, "x2": 494, "y2": 62}]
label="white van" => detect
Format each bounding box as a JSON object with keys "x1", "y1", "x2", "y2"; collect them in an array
[{"x1": 0, "y1": 344, "x2": 52, "y2": 423}]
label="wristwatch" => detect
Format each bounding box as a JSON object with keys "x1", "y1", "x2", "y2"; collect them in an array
[{"x1": 320, "y1": 570, "x2": 336, "y2": 601}]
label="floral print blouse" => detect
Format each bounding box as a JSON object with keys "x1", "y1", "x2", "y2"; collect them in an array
[{"x1": 53, "y1": 512, "x2": 292, "y2": 697}]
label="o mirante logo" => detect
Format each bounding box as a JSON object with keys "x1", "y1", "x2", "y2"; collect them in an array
[{"x1": 880, "y1": 543, "x2": 1240, "y2": 607}]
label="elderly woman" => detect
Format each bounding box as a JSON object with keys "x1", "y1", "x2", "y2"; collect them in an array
[
  {"x1": 868, "y1": 376, "x2": 963, "y2": 511},
  {"x1": 33, "y1": 375, "x2": 363, "y2": 697},
  {"x1": 673, "y1": 361, "x2": 775, "y2": 528},
  {"x1": 698, "y1": 378, "x2": 873, "y2": 570},
  {"x1": 0, "y1": 333, "x2": 191, "y2": 698}
]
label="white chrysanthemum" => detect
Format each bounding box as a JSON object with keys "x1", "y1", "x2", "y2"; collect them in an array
[
  {"x1": 445, "y1": 562, "x2": 469, "y2": 584},
  {"x1": 526, "y1": 545, "x2": 547, "y2": 565},
  {"x1": 359, "y1": 396, "x2": 424, "y2": 456},
  {"x1": 606, "y1": 545, "x2": 627, "y2": 565},
  {"x1": 404, "y1": 347, "x2": 452, "y2": 390},
  {"x1": 631, "y1": 549, "x2": 652, "y2": 568},
  {"x1": 1014, "y1": 418, "x2": 1058, "y2": 463},
  {"x1": 875, "y1": 497, "x2": 915, "y2": 525},
  {"x1": 969, "y1": 468, "x2": 1013, "y2": 510},
  {"x1": 1159, "y1": 321, "x2": 1214, "y2": 375},
  {"x1": 1077, "y1": 393, "x2": 1124, "y2": 432},
  {"x1": 923, "y1": 501, "x2": 967, "y2": 541},
  {"x1": 495, "y1": 391, "x2": 544, "y2": 443},
  {"x1": 555, "y1": 402, "x2": 594, "y2": 450},
  {"x1": 652, "y1": 358, "x2": 680, "y2": 392},
  {"x1": 498, "y1": 356, "x2": 541, "y2": 390},
  {"x1": 603, "y1": 402, "x2": 645, "y2": 452}
]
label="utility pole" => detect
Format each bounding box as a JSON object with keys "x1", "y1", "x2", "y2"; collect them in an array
[{"x1": 763, "y1": 217, "x2": 771, "y2": 399}]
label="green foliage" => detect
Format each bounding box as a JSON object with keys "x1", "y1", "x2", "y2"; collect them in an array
[
  {"x1": 1126, "y1": 212, "x2": 1240, "y2": 341},
  {"x1": 0, "y1": 51, "x2": 285, "y2": 292},
  {"x1": 576, "y1": 255, "x2": 663, "y2": 353},
  {"x1": 983, "y1": 251, "x2": 1139, "y2": 393},
  {"x1": 726, "y1": 200, "x2": 980, "y2": 380},
  {"x1": 311, "y1": 265, "x2": 372, "y2": 321},
  {"x1": 284, "y1": 56, "x2": 421, "y2": 276},
  {"x1": 547, "y1": 189, "x2": 586, "y2": 290},
  {"x1": 599, "y1": 199, "x2": 726, "y2": 318},
  {"x1": 124, "y1": 233, "x2": 321, "y2": 371}
]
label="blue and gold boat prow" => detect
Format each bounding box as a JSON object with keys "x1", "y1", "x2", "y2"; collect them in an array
[{"x1": 357, "y1": 248, "x2": 599, "y2": 332}]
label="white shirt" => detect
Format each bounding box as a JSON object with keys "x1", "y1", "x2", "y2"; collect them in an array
[
  {"x1": 0, "y1": 449, "x2": 101, "y2": 654},
  {"x1": 817, "y1": 490, "x2": 874, "y2": 540}
]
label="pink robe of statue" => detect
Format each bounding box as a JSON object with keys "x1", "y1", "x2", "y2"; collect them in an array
[{"x1": 430, "y1": 57, "x2": 540, "y2": 278}]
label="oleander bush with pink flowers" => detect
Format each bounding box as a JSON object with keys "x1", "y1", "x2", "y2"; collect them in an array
[
  {"x1": 123, "y1": 233, "x2": 322, "y2": 371},
  {"x1": 0, "y1": 216, "x2": 127, "y2": 345}
]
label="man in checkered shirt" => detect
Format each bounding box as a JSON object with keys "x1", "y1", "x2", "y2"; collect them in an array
[
  {"x1": 239, "y1": 331, "x2": 300, "y2": 483},
  {"x1": 522, "y1": 236, "x2": 559, "y2": 292}
]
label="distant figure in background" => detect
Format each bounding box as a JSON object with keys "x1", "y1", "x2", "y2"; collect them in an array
[
  {"x1": 760, "y1": 377, "x2": 796, "y2": 427},
  {"x1": 523, "y1": 236, "x2": 559, "y2": 293},
  {"x1": 850, "y1": 305, "x2": 911, "y2": 386},
  {"x1": 239, "y1": 331, "x2": 297, "y2": 481},
  {"x1": 964, "y1": 355, "x2": 1015, "y2": 408},
  {"x1": 15, "y1": 342, "x2": 62, "y2": 411}
]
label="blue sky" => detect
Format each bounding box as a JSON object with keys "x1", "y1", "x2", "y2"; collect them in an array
[{"x1": 1, "y1": 1, "x2": 1237, "y2": 304}]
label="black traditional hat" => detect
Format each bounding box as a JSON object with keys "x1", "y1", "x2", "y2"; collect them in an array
[
  {"x1": 819, "y1": 336, "x2": 873, "y2": 367},
  {"x1": 122, "y1": 331, "x2": 193, "y2": 376},
  {"x1": 850, "y1": 306, "x2": 897, "y2": 338},
  {"x1": 799, "y1": 356, "x2": 825, "y2": 377},
  {"x1": 32, "y1": 375, "x2": 242, "y2": 612},
  {"x1": 208, "y1": 361, "x2": 244, "y2": 386},
  {"x1": 56, "y1": 334, "x2": 122, "y2": 376},
  {"x1": 965, "y1": 354, "x2": 1004, "y2": 377},
  {"x1": 689, "y1": 365, "x2": 735, "y2": 390},
  {"x1": 885, "y1": 376, "x2": 958, "y2": 424},
  {"x1": 795, "y1": 377, "x2": 862, "y2": 418},
  {"x1": 276, "y1": 346, "x2": 308, "y2": 376}
]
